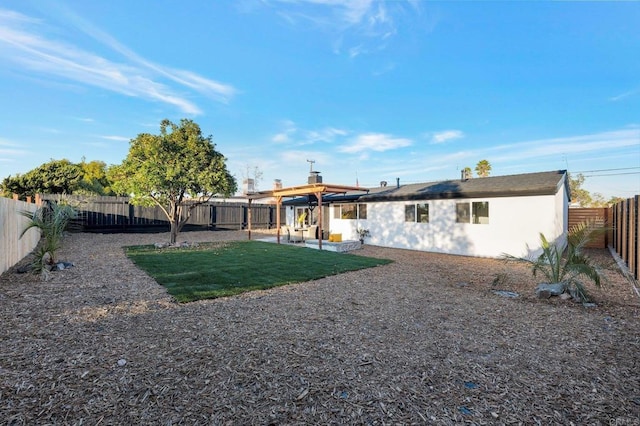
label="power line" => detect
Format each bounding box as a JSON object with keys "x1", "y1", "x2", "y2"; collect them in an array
[
  {"x1": 582, "y1": 171, "x2": 640, "y2": 177},
  {"x1": 574, "y1": 167, "x2": 640, "y2": 173}
]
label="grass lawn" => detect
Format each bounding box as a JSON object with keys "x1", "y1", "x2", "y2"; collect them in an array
[{"x1": 125, "y1": 240, "x2": 392, "y2": 302}]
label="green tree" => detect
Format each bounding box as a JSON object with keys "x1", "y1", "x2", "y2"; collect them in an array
[
  {"x1": 568, "y1": 172, "x2": 592, "y2": 207},
  {"x1": 475, "y1": 159, "x2": 491, "y2": 177},
  {"x1": 77, "y1": 159, "x2": 114, "y2": 195},
  {"x1": 2, "y1": 159, "x2": 83, "y2": 199},
  {"x1": 608, "y1": 196, "x2": 625, "y2": 206},
  {"x1": 1, "y1": 174, "x2": 28, "y2": 198},
  {"x1": 109, "y1": 119, "x2": 237, "y2": 244}
]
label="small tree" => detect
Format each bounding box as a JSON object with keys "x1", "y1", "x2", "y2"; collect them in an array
[
  {"x1": 109, "y1": 119, "x2": 237, "y2": 244},
  {"x1": 20, "y1": 202, "x2": 77, "y2": 275},
  {"x1": 502, "y1": 220, "x2": 605, "y2": 302},
  {"x1": 475, "y1": 159, "x2": 491, "y2": 177}
]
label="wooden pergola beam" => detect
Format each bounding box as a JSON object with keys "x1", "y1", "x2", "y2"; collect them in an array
[{"x1": 246, "y1": 182, "x2": 366, "y2": 250}]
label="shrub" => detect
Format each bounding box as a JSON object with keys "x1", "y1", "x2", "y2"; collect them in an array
[
  {"x1": 20, "y1": 202, "x2": 77, "y2": 276},
  {"x1": 502, "y1": 220, "x2": 606, "y2": 302}
]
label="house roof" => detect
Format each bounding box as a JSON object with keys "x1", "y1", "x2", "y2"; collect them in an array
[{"x1": 284, "y1": 170, "x2": 569, "y2": 205}]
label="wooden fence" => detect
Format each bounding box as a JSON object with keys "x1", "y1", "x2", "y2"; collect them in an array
[
  {"x1": 568, "y1": 207, "x2": 609, "y2": 248},
  {"x1": 0, "y1": 197, "x2": 40, "y2": 274},
  {"x1": 40, "y1": 195, "x2": 283, "y2": 232},
  {"x1": 610, "y1": 196, "x2": 639, "y2": 280}
]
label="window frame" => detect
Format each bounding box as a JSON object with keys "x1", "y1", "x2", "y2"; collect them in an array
[
  {"x1": 456, "y1": 201, "x2": 489, "y2": 224},
  {"x1": 405, "y1": 203, "x2": 429, "y2": 223},
  {"x1": 334, "y1": 203, "x2": 366, "y2": 220}
]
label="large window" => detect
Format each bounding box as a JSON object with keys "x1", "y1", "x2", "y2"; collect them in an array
[
  {"x1": 405, "y1": 203, "x2": 429, "y2": 223},
  {"x1": 358, "y1": 204, "x2": 367, "y2": 220},
  {"x1": 334, "y1": 203, "x2": 367, "y2": 220},
  {"x1": 456, "y1": 203, "x2": 470, "y2": 223},
  {"x1": 456, "y1": 202, "x2": 489, "y2": 224},
  {"x1": 472, "y1": 202, "x2": 489, "y2": 224}
]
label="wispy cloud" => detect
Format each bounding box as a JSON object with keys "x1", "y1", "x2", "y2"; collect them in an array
[
  {"x1": 263, "y1": 0, "x2": 413, "y2": 57},
  {"x1": 609, "y1": 88, "x2": 640, "y2": 102},
  {"x1": 99, "y1": 135, "x2": 130, "y2": 142},
  {"x1": 0, "y1": 138, "x2": 29, "y2": 164},
  {"x1": 0, "y1": 8, "x2": 237, "y2": 114},
  {"x1": 339, "y1": 132, "x2": 412, "y2": 153},
  {"x1": 428, "y1": 130, "x2": 465, "y2": 144},
  {"x1": 271, "y1": 121, "x2": 347, "y2": 145},
  {"x1": 488, "y1": 129, "x2": 640, "y2": 163},
  {"x1": 271, "y1": 120, "x2": 297, "y2": 143},
  {"x1": 280, "y1": 149, "x2": 332, "y2": 166},
  {"x1": 304, "y1": 127, "x2": 347, "y2": 144}
]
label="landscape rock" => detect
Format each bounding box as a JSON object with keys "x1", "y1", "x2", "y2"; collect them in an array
[
  {"x1": 535, "y1": 282, "x2": 566, "y2": 299},
  {"x1": 493, "y1": 290, "x2": 519, "y2": 298},
  {"x1": 559, "y1": 292, "x2": 572, "y2": 300}
]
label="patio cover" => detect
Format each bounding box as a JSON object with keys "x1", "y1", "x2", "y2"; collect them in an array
[{"x1": 246, "y1": 183, "x2": 367, "y2": 250}]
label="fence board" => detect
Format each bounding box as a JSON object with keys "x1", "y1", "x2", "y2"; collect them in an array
[
  {"x1": 39, "y1": 195, "x2": 283, "y2": 232},
  {"x1": 568, "y1": 208, "x2": 608, "y2": 248},
  {"x1": 0, "y1": 197, "x2": 40, "y2": 274},
  {"x1": 610, "y1": 196, "x2": 639, "y2": 280}
]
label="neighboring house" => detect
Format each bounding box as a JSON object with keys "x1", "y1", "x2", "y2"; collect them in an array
[{"x1": 285, "y1": 170, "x2": 570, "y2": 258}]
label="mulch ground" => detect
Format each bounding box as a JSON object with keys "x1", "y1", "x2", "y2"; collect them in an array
[{"x1": 1, "y1": 230, "x2": 639, "y2": 425}]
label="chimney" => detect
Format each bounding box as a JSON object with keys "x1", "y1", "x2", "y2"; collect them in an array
[
  {"x1": 461, "y1": 169, "x2": 471, "y2": 181},
  {"x1": 380, "y1": 180, "x2": 387, "y2": 187},
  {"x1": 242, "y1": 178, "x2": 255, "y2": 195},
  {"x1": 273, "y1": 179, "x2": 282, "y2": 190},
  {"x1": 308, "y1": 171, "x2": 322, "y2": 184},
  {"x1": 396, "y1": 177, "x2": 400, "y2": 188}
]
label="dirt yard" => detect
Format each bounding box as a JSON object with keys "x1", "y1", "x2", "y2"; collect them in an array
[{"x1": 1, "y1": 230, "x2": 638, "y2": 425}]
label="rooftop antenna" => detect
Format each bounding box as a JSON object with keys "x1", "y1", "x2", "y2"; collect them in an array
[{"x1": 306, "y1": 159, "x2": 315, "y2": 172}]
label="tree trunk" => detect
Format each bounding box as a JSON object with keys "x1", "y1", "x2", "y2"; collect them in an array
[
  {"x1": 169, "y1": 202, "x2": 179, "y2": 244},
  {"x1": 170, "y1": 220, "x2": 178, "y2": 244}
]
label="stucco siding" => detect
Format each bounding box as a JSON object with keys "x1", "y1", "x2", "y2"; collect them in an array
[{"x1": 330, "y1": 193, "x2": 566, "y2": 258}]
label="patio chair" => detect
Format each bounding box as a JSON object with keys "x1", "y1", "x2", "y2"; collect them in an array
[
  {"x1": 306, "y1": 225, "x2": 318, "y2": 240},
  {"x1": 289, "y1": 226, "x2": 304, "y2": 243},
  {"x1": 280, "y1": 225, "x2": 290, "y2": 242}
]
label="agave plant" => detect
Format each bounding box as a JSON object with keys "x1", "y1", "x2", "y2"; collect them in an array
[
  {"x1": 502, "y1": 220, "x2": 606, "y2": 302},
  {"x1": 20, "y1": 202, "x2": 77, "y2": 275}
]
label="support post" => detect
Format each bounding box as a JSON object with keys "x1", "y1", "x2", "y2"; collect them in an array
[
  {"x1": 317, "y1": 192, "x2": 323, "y2": 250},
  {"x1": 248, "y1": 199, "x2": 252, "y2": 240},
  {"x1": 276, "y1": 196, "x2": 282, "y2": 244}
]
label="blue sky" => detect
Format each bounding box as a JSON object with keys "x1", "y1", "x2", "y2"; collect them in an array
[{"x1": 0, "y1": 0, "x2": 638, "y2": 199}]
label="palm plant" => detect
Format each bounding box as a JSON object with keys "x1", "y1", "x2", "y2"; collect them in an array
[
  {"x1": 502, "y1": 220, "x2": 605, "y2": 302},
  {"x1": 20, "y1": 202, "x2": 77, "y2": 275}
]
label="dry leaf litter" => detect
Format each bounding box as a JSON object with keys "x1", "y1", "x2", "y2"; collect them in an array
[{"x1": 1, "y1": 230, "x2": 639, "y2": 425}]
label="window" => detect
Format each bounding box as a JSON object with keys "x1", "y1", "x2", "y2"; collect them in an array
[
  {"x1": 456, "y1": 203, "x2": 470, "y2": 223},
  {"x1": 472, "y1": 201, "x2": 489, "y2": 224},
  {"x1": 456, "y1": 201, "x2": 489, "y2": 224},
  {"x1": 417, "y1": 203, "x2": 429, "y2": 223},
  {"x1": 341, "y1": 204, "x2": 357, "y2": 219},
  {"x1": 358, "y1": 204, "x2": 367, "y2": 220},
  {"x1": 334, "y1": 203, "x2": 367, "y2": 220},
  {"x1": 404, "y1": 205, "x2": 415, "y2": 222},
  {"x1": 405, "y1": 203, "x2": 429, "y2": 223}
]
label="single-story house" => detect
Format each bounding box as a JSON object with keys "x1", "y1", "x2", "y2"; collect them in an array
[{"x1": 284, "y1": 170, "x2": 570, "y2": 258}]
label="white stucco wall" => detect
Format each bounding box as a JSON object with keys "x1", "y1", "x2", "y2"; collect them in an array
[{"x1": 330, "y1": 192, "x2": 568, "y2": 258}]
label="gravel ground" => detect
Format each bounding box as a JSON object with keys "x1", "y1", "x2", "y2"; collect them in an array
[{"x1": 1, "y1": 230, "x2": 639, "y2": 425}]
